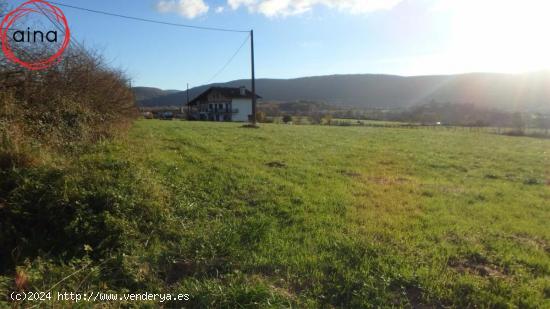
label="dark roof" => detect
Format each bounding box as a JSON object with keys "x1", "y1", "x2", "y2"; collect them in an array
[{"x1": 188, "y1": 87, "x2": 261, "y2": 105}]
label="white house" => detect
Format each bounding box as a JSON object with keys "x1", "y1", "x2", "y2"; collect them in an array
[{"x1": 188, "y1": 86, "x2": 261, "y2": 122}]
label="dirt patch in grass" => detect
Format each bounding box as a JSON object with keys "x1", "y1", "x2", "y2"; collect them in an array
[
  {"x1": 337, "y1": 169, "x2": 361, "y2": 177},
  {"x1": 166, "y1": 258, "x2": 231, "y2": 284},
  {"x1": 368, "y1": 176, "x2": 408, "y2": 185},
  {"x1": 507, "y1": 234, "x2": 550, "y2": 253},
  {"x1": 266, "y1": 161, "x2": 287, "y2": 168},
  {"x1": 484, "y1": 174, "x2": 499, "y2": 179},
  {"x1": 404, "y1": 286, "x2": 433, "y2": 309},
  {"x1": 422, "y1": 184, "x2": 466, "y2": 195},
  {"x1": 166, "y1": 259, "x2": 196, "y2": 283},
  {"x1": 448, "y1": 256, "x2": 504, "y2": 278},
  {"x1": 524, "y1": 178, "x2": 543, "y2": 185}
]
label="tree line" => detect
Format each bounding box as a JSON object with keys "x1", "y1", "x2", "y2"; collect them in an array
[{"x1": 258, "y1": 100, "x2": 550, "y2": 133}]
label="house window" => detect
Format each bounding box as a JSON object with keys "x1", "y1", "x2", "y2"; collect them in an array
[
  {"x1": 219, "y1": 104, "x2": 223, "y2": 109},
  {"x1": 209, "y1": 104, "x2": 213, "y2": 110}
]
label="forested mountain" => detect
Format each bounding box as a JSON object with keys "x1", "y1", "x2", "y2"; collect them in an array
[{"x1": 135, "y1": 72, "x2": 550, "y2": 112}]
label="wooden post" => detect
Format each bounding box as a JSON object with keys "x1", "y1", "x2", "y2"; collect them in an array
[{"x1": 186, "y1": 83, "x2": 190, "y2": 118}]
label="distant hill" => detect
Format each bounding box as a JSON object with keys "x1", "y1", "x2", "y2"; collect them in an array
[
  {"x1": 134, "y1": 72, "x2": 550, "y2": 112},
  {"x1": 133, "y1": 87, "x2": 180, "y2": 102}
]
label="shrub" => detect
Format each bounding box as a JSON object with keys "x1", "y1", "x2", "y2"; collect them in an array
[
  {"x1": 0, "y1": 47, "x2": 137, "y2": 152},
  {"x1": 0, "y1": 41, "x2": 148, "y2": 297}
]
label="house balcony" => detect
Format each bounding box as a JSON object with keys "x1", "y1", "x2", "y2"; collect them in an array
[{"x1": 204, "y1": 109, "x2": 239, "y2": 114}]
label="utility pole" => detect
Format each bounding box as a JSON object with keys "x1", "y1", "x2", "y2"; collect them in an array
[
  {"x1": 250, "y1": 29, "x2": 257, "y2": 125},
  {"x1": 186, "y1": 83, "x2": 190, "y2": 117}
]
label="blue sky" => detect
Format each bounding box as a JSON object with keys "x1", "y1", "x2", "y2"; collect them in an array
[{"x1": 6, "y1": 0, "x2": 550, "y2": 89}]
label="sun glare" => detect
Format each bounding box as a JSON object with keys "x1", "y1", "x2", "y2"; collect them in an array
[{"x1": 445, "y1": 0, "x2": 550, "y2": 73}]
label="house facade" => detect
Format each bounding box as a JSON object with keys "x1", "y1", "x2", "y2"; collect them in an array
[{"x1": 188, "y1": 86, "x2": 261, "y2": 122}]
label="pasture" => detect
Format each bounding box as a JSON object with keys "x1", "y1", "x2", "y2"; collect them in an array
[
  {"x1": 122, "y1": 120, "x2": 549, "y2": 307},
  {"x1": 3, "y1": 119, "x2": 548, "y2": 307}
]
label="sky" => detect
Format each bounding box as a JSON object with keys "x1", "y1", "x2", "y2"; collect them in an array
[{"x1": 5, "y1": 0, "x2": 550, "y2": 89}]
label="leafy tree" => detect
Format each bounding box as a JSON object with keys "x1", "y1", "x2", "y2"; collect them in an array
[
  {"x1": 310, "y1": 113, "x2": 322, "y2": 125},
  {"x1": 282, "y1": 115, "x2": 292, "y2": 123}
]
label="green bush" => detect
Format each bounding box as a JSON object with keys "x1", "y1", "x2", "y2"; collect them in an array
[
  {"x1": 0, "y1": 44, "x2": 153, "y2": 304},
  {"x1": 1, "y1": 48, "x2": 137, "y2": 153}
]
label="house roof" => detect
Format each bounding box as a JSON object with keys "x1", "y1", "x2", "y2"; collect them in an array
[{"x1": 188, "y1": 87, "x2": 262, "y2": 106}]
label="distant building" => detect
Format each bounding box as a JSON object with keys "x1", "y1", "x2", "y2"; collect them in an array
[
  {"x1": 139, "y1": 106, "x2": 183, "y2": 120},
  {"x1": 188, "y1": 86, "x2": 261, "y2": 122}
]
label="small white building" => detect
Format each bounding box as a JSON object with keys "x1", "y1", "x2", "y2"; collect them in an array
[{"x1": 188, "y1": 86, "x2": 261, "y2": 122}]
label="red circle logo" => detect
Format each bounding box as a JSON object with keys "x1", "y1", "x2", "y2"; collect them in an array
[{"x1": 0, "y1": 0, "x2": 70, "y2": 70}]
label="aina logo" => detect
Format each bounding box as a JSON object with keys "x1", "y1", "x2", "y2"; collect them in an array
[{"x1": 0, "y1": 0, "x2": 70, "y2": 70}]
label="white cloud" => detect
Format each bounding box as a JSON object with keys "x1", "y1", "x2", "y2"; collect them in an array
[
  {"x1": 215, "y1": 6, "x2": 225, "y2": 13},
  {"x1": 156, "y1": 0, "x2": 209, "y2": 19},
  {"x1": 228, "y1": 0, "x2": 257, "y2": 11},
  {"x1": 227, "y1": 0, "x2": 402, "y2": 17}
]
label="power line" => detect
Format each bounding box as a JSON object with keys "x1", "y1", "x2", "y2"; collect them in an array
[
  {"x1": 9, "y1": 2, "x2": 251, "y2": 81},
  {"x1": 44, "y1": 1, "x2": 255, "y2": 106},
  {"x1": 205, "y1": 34, "x2": 250, "y2": 84},
  {"x1": 48, "y1": 1, "x2": 249, "y2": 33},
  {"x1": 32, "y1": 2, "x2": 86, "y2": 51}
]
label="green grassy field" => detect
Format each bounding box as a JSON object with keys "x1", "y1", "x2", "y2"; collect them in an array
[
  {"x1": 118, "y1": 120, "x2": 549, "y2": 307},
  {"x1": 3, "y1": 119, "x2": 548, "y2": 307}
]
